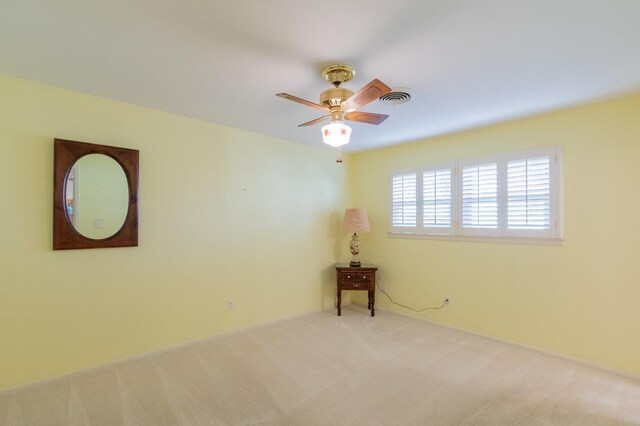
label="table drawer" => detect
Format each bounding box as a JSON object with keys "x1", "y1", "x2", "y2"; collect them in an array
[
  {"x1": 339, "y1": 271, "x2": 374, "y2": 282},
  {"x1": 341, "y1": 281, "x2": 373, "y2": 290},
  {"x1": 359, "y1": 272, "x2": 374, "y2": 283},
  {"x1": 340, "y1": 271, "x2": 358, "y2": 282}
]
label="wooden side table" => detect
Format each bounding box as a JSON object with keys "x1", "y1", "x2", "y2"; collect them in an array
[{"x1": 335, "y1": 264, "x2": 378, "y2": 317}]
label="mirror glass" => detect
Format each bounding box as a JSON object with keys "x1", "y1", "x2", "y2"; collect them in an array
[{"x1": 64, "y1": 154, "x2": 129, "y2": 239}]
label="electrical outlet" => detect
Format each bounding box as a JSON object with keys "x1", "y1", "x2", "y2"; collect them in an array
[
  {"x1": 380, "y1": 282, "x2": 388, "y2": 292},
  {"x1": 444, "y1": 297, "x2": 451, "y2": 307},
  {"x1": 227, "y1": 298, "x2": 235, "y2": 311}
]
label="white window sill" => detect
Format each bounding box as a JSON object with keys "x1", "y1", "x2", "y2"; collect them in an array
[{"x1": 387, "y1": 232, "x2": 564, "y2": 246}]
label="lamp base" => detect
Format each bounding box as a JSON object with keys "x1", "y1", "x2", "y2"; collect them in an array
[{"x1": 349, "y1": 233, "x2": 362, "y2": 267}]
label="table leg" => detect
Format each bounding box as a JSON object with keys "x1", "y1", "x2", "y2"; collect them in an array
[
  {"x1": 370, "y1": 290, "x2": 375, "y2": 317},
  {"x1": 337, "y1": 288, "x2": 342, "y2": 316}
]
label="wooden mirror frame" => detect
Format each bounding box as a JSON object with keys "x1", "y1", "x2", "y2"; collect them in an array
[{"x1": 53, "y1": 138, "x2": 139, "y2": 250}]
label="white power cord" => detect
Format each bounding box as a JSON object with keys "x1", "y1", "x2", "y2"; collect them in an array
[{"x1": 376, "y1": 281, "x2": 447, "y2": 312}]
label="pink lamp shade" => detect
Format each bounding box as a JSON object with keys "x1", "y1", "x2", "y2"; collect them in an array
[{"x1": 342, "y1": 208, "x2": 371, "y2": 234}]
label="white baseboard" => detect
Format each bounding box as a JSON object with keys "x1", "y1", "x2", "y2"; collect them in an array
[{"x1": 354, "y1": 302, "x2": 640, "y2": 382}]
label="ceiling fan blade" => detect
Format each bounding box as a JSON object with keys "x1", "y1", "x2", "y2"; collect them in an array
[
  {"x1": 343, "y1": 79, "x2": 392, "y2": 111},
  {"x1": 344, "y1": 111, "x2": 389, "y2": 125},
  {"x1": 298, "y1": 115, "x2": 331, "y2": 127},
  {"x1": 276, "y1": 93, "x2": 329, "y2": 111}
]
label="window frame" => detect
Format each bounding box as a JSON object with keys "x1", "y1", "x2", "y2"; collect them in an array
[{"x1": 388, "y1": 147, "x2": 563, "y2": 244}]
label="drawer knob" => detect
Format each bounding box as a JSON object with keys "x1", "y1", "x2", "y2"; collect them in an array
[{"x1": 354, "y1": 283, "x2": 360, "y2": 288}]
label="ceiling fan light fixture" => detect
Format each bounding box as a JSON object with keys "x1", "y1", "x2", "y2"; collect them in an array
[{"x1": 321, "y1": 121, "x2": 351, "y2": 147}]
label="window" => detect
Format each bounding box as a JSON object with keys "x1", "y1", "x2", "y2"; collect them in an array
[
  {"x1": 389, "y1": 147, "x2": 562, "y2": 241},
  {"x1": 391, "y1": 172, "x2": 417, "y2": 227},
  {"x1": 507, "y1": 156, "x2": 550, "y2": 231},
  {"x1": 461, "y1": 162, "x2": 498, "y2": 232},
  {"x1": 423, "y1": 168, "x2": 452, "y2": 229}
]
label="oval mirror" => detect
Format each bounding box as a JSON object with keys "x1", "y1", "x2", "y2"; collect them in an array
[
  {"x1": 64, "y1": 154, "x2": 129, "y2": 239},
  {"x1": 53, "y1": 138, "x2": 139, "y2": 250}
]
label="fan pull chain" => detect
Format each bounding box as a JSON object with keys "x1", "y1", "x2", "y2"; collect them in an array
[{"x1": 336, "y1": 147, "x2": 343, "y2": 163}]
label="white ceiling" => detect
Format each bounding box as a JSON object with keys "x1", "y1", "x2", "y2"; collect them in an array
[{"x1": 2, "y1": 0, "x2": 640, "y2": 152}]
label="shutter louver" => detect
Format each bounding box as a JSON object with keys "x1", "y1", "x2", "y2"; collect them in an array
[
  {"x1": 462, "y1": 163, "x2": 498, "y2": 229},
  {"x1": 507, "y1": 156, "x2": 550, "y2": 229},
  {"x1": 423, "y1": 169, "x2": 452, "y2": 228},
  {"x1": 392, "y1": 173, "x2": 417, "y2": 227}
]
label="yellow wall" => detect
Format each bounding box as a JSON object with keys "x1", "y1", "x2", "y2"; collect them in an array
[
  {"x1": 0, "y1": 75, "x2": 353, "y2": 391},
  {"x1": 352, "y1": 93, "x2": 640, "y2": 376},
  {"x1": 2, "y1": 71, "x2": 639, "y2": 391}
]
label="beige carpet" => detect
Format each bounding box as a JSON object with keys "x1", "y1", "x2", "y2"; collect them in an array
[{"x1": 1, "y1": 305, "x2": 639, "y2": 425}]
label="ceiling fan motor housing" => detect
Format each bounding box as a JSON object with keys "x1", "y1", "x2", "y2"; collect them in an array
[{"x1": 320, "y1": 87, "x2": 354, "y2": 108}]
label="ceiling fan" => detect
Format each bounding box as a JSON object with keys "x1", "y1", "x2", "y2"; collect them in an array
[{"x1": 276, "y1": 64, "x2": 392, "y2": 150}]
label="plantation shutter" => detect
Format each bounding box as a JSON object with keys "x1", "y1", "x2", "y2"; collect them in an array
[
  {"x1": 507, "y1": 156, "x2": 550, "y2": 230},
  {"x1": 389, "y1": 147, "x2": 560, "y2": 240},
  {"x1": 423, "y1": 168, "x2": 452, "y2": 228},
  {"x1": 391, "y1": 173, "x2": 417, "y2": 227},
  {"x1": 462, "y1": 162, "x2": 498, "y2": 230}
]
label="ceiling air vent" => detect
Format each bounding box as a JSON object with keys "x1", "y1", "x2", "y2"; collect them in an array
[{"x1": 379, "y1": 87, "x2": 412, "y2": 106}]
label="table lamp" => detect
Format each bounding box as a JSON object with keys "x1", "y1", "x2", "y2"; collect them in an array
[{"x1": 342, "y1": 208, "x2": 371, "y2": 267}]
